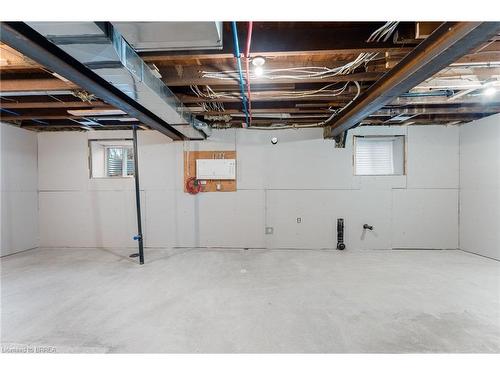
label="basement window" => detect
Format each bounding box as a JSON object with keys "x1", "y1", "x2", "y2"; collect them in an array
[
  {"x1": 89, "y1": 139, "x2": 134, "y2": 178},
  {"x1": 354, "y1": 135, "x2": 405, "y2": 176}
]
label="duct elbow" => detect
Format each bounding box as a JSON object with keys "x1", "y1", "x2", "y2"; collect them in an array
[{"x1": 192, "y1": 118, "x2": 212, "y2": 137}]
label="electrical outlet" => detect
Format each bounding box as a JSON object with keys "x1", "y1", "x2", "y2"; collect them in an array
[
  {"x1": 296, "y1": 217, "x2": 302, "y2": 223},
  {"x1": 265, "y1": 227, "x2": 274, "y2": 235}
]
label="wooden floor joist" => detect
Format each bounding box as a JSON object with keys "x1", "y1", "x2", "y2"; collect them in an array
[
  {"x1": 0, "y1": 78, "x2": 78, "y2": 92},
  {"x1": 0, "y1": 101, "x2": 111, "y2": 109},
  {"x1": 1, "y1": 21, "x2": 499, "y2": 132}
]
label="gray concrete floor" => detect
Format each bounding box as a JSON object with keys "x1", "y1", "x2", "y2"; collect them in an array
[{"x1": 1, "y1": 247, "x2": 499, "y2": 353}]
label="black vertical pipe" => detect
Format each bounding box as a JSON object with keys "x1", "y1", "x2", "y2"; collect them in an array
[{"x1": 132, "y1": 125, "x2": 145, "y2": 264}]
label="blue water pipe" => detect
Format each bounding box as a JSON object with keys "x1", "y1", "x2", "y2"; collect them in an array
[{"x1": 231, "y1": 21, "x2": 249, "y2": 127}]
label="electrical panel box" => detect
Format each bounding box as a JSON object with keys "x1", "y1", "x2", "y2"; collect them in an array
[{"x1": 196, "y1": 159, "x2": 236, "y2": 180}]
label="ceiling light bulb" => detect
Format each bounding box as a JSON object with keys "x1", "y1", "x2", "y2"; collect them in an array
[
  {"x1": 483, "y1": 86, "x2": 497, "y2": 97},
  {"x1": 254, "y1": 66, "x2": 264, "y2": 77},
  {"x1": 252, "y1": 56, "x2": 266, "y2": 67}
]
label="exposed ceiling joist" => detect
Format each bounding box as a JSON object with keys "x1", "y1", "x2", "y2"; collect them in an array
[
  {"x1": 0, "y1": 101, "x2": 111, "y2": 109},
  {"x1": 140, "y1": 22, "x2": 417, "y2": 61},
  {"x1": 2, "y1": 22, "x2": 499, "y2": 133},
  {"x1": 0, "y1": 78, "x2": 78, "y2": 91},
  {"x1": 323, "y1": 22, "x2": 500, "y2": 138},
  {"x1": 164, "y1": 71, "x2": 383, "y2": 87},
  {"x1": 0, "y1": 22, "x2": 185, "y2": 140}
]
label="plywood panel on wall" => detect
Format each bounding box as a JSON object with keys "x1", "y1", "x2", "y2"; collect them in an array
[{"x1": 184, "y1": 150, "x2": 237, "y2": 193}]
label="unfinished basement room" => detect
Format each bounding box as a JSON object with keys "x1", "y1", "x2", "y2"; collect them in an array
[{"x1": 1, "y1": 3, "x2": 500, "y2": 372}]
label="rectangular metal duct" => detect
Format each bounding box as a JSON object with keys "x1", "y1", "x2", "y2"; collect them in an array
[
  {"x1": 112, "y1": 22, "x2": 223, "y2": 52},
  {"x1": 27, "y1": 22, "x2": 210, "y2": 139}
]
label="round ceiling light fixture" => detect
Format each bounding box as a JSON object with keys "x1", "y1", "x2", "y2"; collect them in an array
[
  {"x1": 271, "y1": 137, "x2": 278, "y2": 145},
  {"x1": 252, "y1": 56, "x2": 266, "y2": 77},
  {"x1": 483, "y1": 86, "x2": 497, "y2": 97},
  {"x1": 482, "y1": 80, "x2": 498, "y2": 97},
  {"x1": 251, "y1": 56, "x2": 266, "y2": 67}
]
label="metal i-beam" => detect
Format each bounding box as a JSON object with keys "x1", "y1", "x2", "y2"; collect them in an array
[
  {"x1": 0, "y1": 22, "x2": 185, "y2": 140},
  {"x1": 323, "y1": 22, "x2": 500, "y2": 139}
]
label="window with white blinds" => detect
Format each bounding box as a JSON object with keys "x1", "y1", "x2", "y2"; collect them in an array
[
  {"x1": 89, "y1": 139, "x2": 134, "y2": 178},
  {"x1": 354, "y1": 136, "x2": 405, "y2": 176},
  {"x1": 106, "y1": 147, "x2": 134, "y2": 177}
]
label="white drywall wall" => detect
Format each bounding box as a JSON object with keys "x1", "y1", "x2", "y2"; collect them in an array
[
  {"x1": 37, "y1": 125, "x2": 460, "y2": 250},
  {"x1": 459, "y1": 114, "x2": 500, "y2": 260},
  {"x1": 0, "y1": 123, "x2": 39, "y2": 256}
]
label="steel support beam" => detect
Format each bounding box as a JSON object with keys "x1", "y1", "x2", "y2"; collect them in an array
[
  {"x1": 0, "y1": 22, "x2": 184, "y2": 140},
  {"x1": 131, "y1": 125, "x2": 145, "y2": 265},
  {"x1": 323, "y1": 22, "x2": 500, "y2": 139}
]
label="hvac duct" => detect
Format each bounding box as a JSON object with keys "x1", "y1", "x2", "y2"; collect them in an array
[
  {"x1": 112, "y1": 22, "x2": 223, "y2": 52},
  {"x1": 27, "y1": 22, "x2": 210, "y2": 139}
]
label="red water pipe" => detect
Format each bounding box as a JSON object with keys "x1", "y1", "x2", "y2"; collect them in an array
[{"x1": 244, "y1": 21, "x2": 253, "y2": 126}]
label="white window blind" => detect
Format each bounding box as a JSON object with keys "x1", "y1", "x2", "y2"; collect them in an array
[
  {"x1": 355, "y1": 137, "x2": 400, "y2": 176},
  {"x1": 106, "y1": 147, "x2": 134, "y2": 177},
  {"x1": 89, "y1": 139, "x2": 134, "y2": 179}
]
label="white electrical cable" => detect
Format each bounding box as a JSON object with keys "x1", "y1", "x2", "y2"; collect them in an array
[
  {"x1": 202, "y1": 22, "x2": 399, "y2": 82},
  {"x1": 191, "y1": 82, "x2": 352, "y2": 101},
  {"x1": 191, "y1": 85, "x2": 225, "y2": 112},
  {"x1": 198, "y1": 22, "x2": 399, "y2": 126},
  {"x1": 247, "y1": 81, "x2": 362, "y2": 130},
  {"x1": 243, "y1": 22, "x2": 399, "y2": 129}
]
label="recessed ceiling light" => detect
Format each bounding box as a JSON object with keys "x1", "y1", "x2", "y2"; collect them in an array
[{"x1": 254, "y1": 66, "x2": 264, "y2": 77}]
